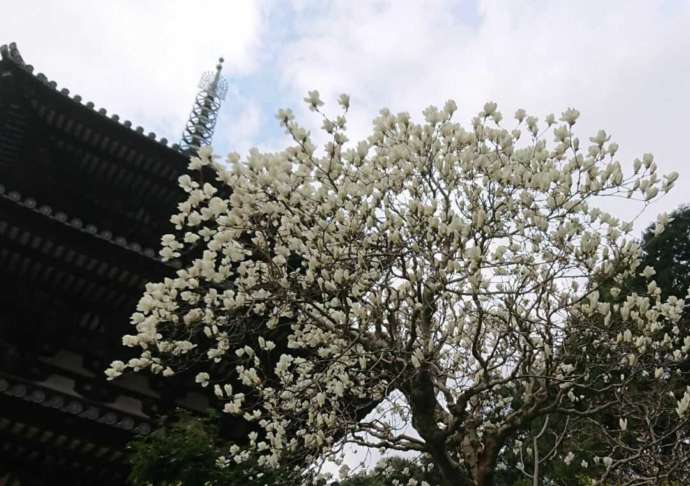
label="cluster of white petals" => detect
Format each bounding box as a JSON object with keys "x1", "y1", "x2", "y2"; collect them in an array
[{"x1": 107, "y1": 94, "x2": 688, "y2": 484}]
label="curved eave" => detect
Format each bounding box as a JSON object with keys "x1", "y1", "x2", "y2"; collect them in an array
[
  {"x1": 1, "y1": 42, "x2": 189, "y2": 160},
  {"x1": 0, "y1": 183, "x2": 167, "y2": 261},
  {"x1": 0, "y1": 372, "x2": 149, "y2": 485},
  {"x1": 0, "y1": 185, "x2": 179, "y2": 314},
  {"x1": 0, "y1": 42, "x2": 193, "y2": 244}
]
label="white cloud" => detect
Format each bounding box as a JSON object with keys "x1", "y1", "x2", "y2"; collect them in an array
[
  {"x1": 219, "y1": 99, "x2": 262, "y2": 155},
  {"x1": 4, "y1": 0, "x2": 689, "y2": 231},
  {"x1": 2, "y1": 0, "x2": 266, "y2": 140},
  {"x1": 273, "y1": 0, "x2": 690, "y2": 230}
]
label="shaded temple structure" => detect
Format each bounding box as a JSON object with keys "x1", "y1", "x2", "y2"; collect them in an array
[{"x1": 0, "y1": 43, "x2": 235, "y2": 485}]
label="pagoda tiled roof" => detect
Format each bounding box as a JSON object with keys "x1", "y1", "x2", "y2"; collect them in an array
[
  {"x1": 0, "y1": 371, "x2": 151, "y2": 485},
  {"x1": 0, "y1": 42, "x2": 227, "y2": 484},
  {"x1": 0, "y1": 184, "x2": 179, "y2": 321},
  {"x1": 0, "y1": 42, "x2": 185, "y2": 153},
  {"x1": 0, "y1": 183, "x2": 164, "y2": 260},
  {"x1": 0, "y1": 41, "x2": 194, "y2": 250},
  {"x1": 0, "y1": 372, "x2": 152, "y2": 434}
]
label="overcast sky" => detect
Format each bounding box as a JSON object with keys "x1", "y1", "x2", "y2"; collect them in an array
[
  {"x1": 4, "y1": 0, "x2": 690, "y2": 232},
  {"x1": 5, "y1": 0, "x2": 690, "y2": 473}
]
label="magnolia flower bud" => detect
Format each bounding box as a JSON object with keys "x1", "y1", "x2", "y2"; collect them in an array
[
  {"x1": 483, "y1": 101, "x2": 497, "y2": 116},
  {"x1": 304, "y1": 90, "x2": 324, "y2": 111},
  {"x1": 195, "y1": 372, "x2": 210, "y2": 387},
  {"x1": 338, "y1": 93, "x2": 350, "y2": 110},
  {"x1": 561, "y1": 108, "x2": 580, "y2": 126}
]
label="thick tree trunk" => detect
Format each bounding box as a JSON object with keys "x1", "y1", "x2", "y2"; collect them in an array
[
  {"x1": 473, "y1": 461, "x2": 496, "y2": 486},
  {"x1": 472, "y1": 438, "x2": 499, "y2": 486},
  {"x1": 405, "y1": 369, "x2": 468, "y2": 486},
  {"x1": 429, "y1": 445, "x2": 466, "y2": 486}
]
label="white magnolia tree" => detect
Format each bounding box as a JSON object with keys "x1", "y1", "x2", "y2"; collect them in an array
[{"x1": 108, "y1": 93, "x2": 689, "y2": 485}]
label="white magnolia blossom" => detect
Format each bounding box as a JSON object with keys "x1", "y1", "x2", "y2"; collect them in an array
[
  {"x1": 195, "y1": 372, "x2": 210, "y2": 387},
  {"x1": 563, "y1": 451, "x2": 575, "y2": 466},
  {"x1": 619, "y1": 417, "x2": 628, "y2": 432},
  {"x1": 107, "y1": 94, "x2": 689, "y2": 485},
  {"x1": 677, "y1": 387, "x2": 690, "y2": 417}
]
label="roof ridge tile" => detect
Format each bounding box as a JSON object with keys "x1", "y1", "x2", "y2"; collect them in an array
[
  {"x1": 0, "y1": 182, "x2": 170, "y2": 262},
  {"x1": 1, "y1": 42, "x2": 186, "y2": 154}
]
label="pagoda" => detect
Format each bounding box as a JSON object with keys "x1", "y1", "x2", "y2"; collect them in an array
[{"x1": 0, "y1": 42, "x2": 229, "y2": 485}]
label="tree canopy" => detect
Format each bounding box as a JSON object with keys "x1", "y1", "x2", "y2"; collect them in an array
[
  {"x1": 640, "y1": 205, "x2": 690, "y2": 300},
  {"x1": 109, "y1": 93, "x2": 689, "y2": 485}
]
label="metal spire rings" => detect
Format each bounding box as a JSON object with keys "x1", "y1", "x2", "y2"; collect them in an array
[{"x1": 180, "y1": 57, "x2": 228, "y2": 154}]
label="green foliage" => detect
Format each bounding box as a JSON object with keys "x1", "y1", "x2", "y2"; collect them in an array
[
  {"x1": 636, "y1": 206, "x2": 690, "y2": 383},
  {"x1": 338, "y1": 456, "x2": 447, "y2": 486},
  {"x1": 495, "y1": 429, "x2": 598, "y2": 486},
  {"x1": 514, "y1": 206, "x2": 690, "y2": 485},
  {"x1": 640, "y1": 205, "x2": 690, "y2": 299},
  {"x1": 127, "y1": 410, "x2": 300, "y2": 486},
  {"x1": 337, "y1": 454, "x2": 593, "y2": 486}
]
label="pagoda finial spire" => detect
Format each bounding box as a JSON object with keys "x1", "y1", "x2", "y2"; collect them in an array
[{"x1": 180, "y1": 57, "x2": 228, "y2": 154}]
